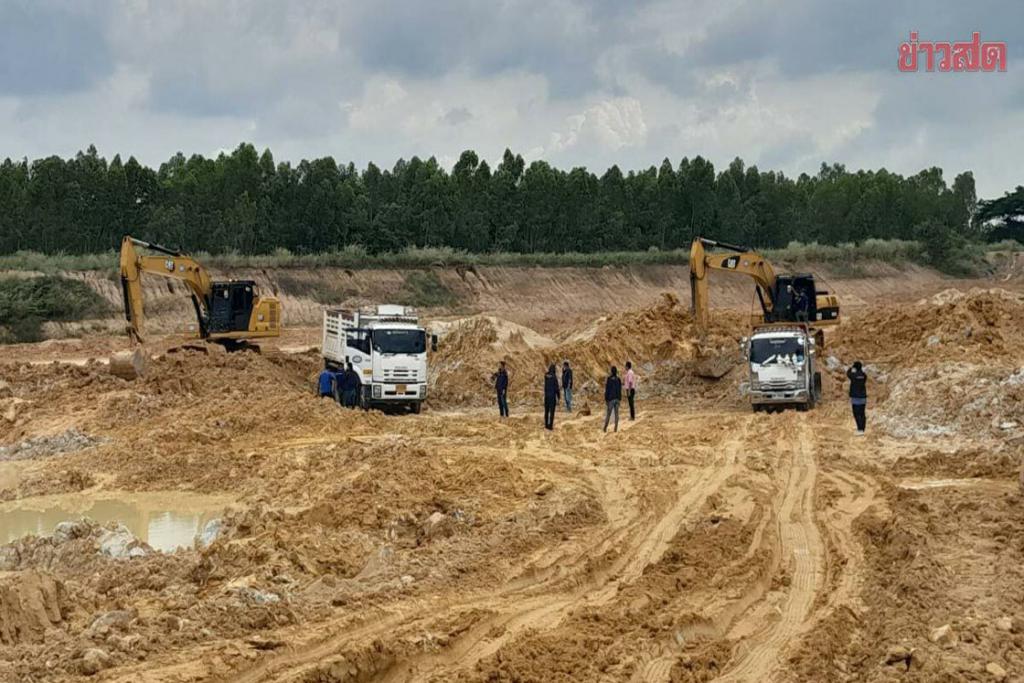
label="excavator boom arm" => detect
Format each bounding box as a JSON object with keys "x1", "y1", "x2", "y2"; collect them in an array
[
  {"x1": 120, "y1": 236, "x2": 213, "y2": 343},
  {"x1": 690, "y1": 238, "x2": 778, "y2": 329}
]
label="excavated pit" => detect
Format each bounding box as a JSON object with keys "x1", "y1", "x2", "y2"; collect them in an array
[{"x1": 0, "y1": 279, "x2": 1023, "y2": 682}]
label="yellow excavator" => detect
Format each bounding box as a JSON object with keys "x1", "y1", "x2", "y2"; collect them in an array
[
  {"x1": 689, "y1": 237, "x2": 840, "y2": 411},
  {"x1": 119, "y1": 236, "x2": 281, "y2": 348},
  {"x1": 689, "y1": 237, "x2": 839, "y2": 338}
]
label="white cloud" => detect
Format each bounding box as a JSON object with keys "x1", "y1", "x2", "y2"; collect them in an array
[
  {"x1": 0, "y1": 1, "x2": 1020, "y2": 196},
  {"x1": 549, "y1": 97, "x2": 648, "y2": 153}
]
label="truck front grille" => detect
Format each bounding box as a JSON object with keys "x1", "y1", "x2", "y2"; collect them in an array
[{"x1": 383, "y1": 368, "x2": 420, "y2": 382}]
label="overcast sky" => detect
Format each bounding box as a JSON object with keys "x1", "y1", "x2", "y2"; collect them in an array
[{"x1": 0, "y1": 1, "x2": 1019, "y2": 197}]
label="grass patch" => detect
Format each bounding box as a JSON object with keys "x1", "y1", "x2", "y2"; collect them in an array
[
  {"x1": 764, "y1": 239, "x2": 924, "y2": 264},
  {"x1": 395, "y1": 271, "x2": 458, "y2": 308},
  {"x1": 0, "y1": 276, "x2": 110, "y2": 343},
  {"x1": 0, "y1": 238, "x2": 981, "y2": 273}
]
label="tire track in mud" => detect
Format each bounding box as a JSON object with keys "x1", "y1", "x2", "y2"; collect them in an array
[
  {"x1": 715, "y1": 419, "x2": 825, "y2": 683},
  {"x1": 376, "y1": 417, "x2": 763, "y2": 682},
  {"x1": 227, "y1": 414, "x2": 757, "y2": 683}
]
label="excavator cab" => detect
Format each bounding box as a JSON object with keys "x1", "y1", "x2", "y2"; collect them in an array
[
  {"x1": 207, "y1": 281, "x2": 258, "y2": 334},
  {"x1": 769, "y1": 275, "x2": 838, "y2": 324}
]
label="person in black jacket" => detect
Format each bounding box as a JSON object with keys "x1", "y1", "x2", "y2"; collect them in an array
[
  {"x1": 344, "y1": 363, "x2": 362, "y2": 409},
  {"x1": 561, "y1": 361, "x2": 574, "y2": 412},
  {"x1": 846, "y1": 361, "x2": 868, "y2": 435},
  {"x1": 604, "y1": 366, "x2": 623, "y2": 433},
  {"x1": 543, "y1": 364, "x2": 560, "y2": 430},
  {"x1": 493, "y1": 361, "x2": 510, "y2": 418}
]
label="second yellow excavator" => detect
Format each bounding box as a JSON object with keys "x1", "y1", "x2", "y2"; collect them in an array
[
  {"x1": 119, "y1": 236, "x2": 281, "y2": 348},
  {"x1": 689, "y1": 237, "x2": 840, "y2": 334}
]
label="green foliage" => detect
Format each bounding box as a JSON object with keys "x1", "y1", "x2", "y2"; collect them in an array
[
  {"x1": 0, "y1": 145, "x2": 994, "y2": 261},
  {"x1": 975, "y1": 185, "x2": 1024, "y2": 242},
  {"x1": 765, "y1": 239, "x2": 923, "y2": 264},
  {"x1": 395, "y1": 271, "x2": 458, "y2": 308},
  {"x1": 987, "y1": 239, "x2": 1024, "y2": 252},
  {"x1": 0, "y1": 276, "x2": 110, "y2": 343},
  {"x1": 0, "y1": 239, "x2": 961, "y2": 272},
  {"x1": 913, "y1": 220, "x2": 980, "y2": 274}
]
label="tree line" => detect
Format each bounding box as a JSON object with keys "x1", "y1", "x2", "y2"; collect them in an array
[{"x1": 0, "y1": 143, "x2": 1008, "y2": 258}]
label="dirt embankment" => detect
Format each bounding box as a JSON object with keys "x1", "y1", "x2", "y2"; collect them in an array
[{"x1": 7, "y1": 258, "x2": 1002, "y2": 340}]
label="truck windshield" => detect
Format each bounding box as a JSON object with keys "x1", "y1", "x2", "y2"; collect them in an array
[
  {"x1": 750, "y1": 337, "x2": 804, "y2": 365},
  {"x1": 372, "y1": 329, "x2": 426, "y2": 354}
]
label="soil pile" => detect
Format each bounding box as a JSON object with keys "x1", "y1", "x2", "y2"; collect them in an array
[
  {"x1": 828, "y1": 288, "x2": 1024, "y2": 440},
  {"x1": 431, "y1": 293, "x2": 744, "y2": 406},
  {"x1": 876, "y1": 362, "x2": 1024, "y2": 440},
  {"x1": 834, "y1": 288, "x2": 1024, "y2": 363}
]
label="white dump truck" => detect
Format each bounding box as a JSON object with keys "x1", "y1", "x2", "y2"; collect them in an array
[
  {"x1": 742, "y1": 323, "x2": 822, "y2": 412},
  {"x1": 321, "y1": 305, "x2": 436, "y2": 413}
]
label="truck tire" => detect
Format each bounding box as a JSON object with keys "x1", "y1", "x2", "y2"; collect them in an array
[
  {"x1": 411, "y1": 402, "x2": 422, "y2": 415},
  {"x1": 813, "y1": 372, "x2": 823, "y2": 402}
]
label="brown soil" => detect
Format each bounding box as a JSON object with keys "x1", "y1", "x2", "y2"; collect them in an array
[{"x1": 0, "y1": 269, "x2": 1023, "y2": 682}]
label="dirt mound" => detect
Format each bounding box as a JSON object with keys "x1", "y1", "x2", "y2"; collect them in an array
[
  {"x1": 431, "y1": 293, "x2": 744, "y2": 406},
  {"x1": 0, "y1": 571, "x2": 65, "y2": 645},
  {"x1": 835, "y1": 288, "x2": 1024, "y2": 363},
  {"x1": 873, "y1": 362, "x2": 1024, "y2": 440}
]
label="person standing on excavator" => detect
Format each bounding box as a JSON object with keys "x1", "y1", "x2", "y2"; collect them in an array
[{"x1": 788, "y1": 285, "x2": 809, "y2": 323}]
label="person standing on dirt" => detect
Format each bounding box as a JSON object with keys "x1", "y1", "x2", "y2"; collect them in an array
[
  {"x1": 343, "y1": 362, "x2": 362, "y2": 409},
  {"x1": 543, "y1": 365, "x2": 560, "y2": 430},
  {"x1": 318, "y1": 366, "x2": 335, "y2": 399},
  {"x1": 604, "y1": 366, "x2": 623, "y2": 433},
  {"x1": 624, "y1": 361, "x2": 637, "y2": 420},
  {"x1": 493, "y1": 361, "x2": 510, "y2": 418},
  {"x1": 561, "y1": 361, "x2": 574, "y2": 412},
  {"x1": 846, "y1": 361, "x2": 868, "y2": 435}
]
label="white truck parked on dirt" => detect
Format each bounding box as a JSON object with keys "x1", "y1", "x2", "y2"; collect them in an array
[
  {"x1": 321, "y1": 305, "x2": 436, "y2": 413},
  {"x1": 743, "y1": 323, "x2": 822, "y2": 413}
]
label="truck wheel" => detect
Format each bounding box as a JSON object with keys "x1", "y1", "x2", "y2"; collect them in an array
[
  {"x1": 813, "y1": 372, "x2": 823, "y2": 401},
  {"x1": 411, "y1": 402, "x2": 422, "y2": 415}
]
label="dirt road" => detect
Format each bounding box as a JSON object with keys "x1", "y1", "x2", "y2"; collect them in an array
[{"x1": 1, "y1": 284, "x2": 1023, "y2": 681}]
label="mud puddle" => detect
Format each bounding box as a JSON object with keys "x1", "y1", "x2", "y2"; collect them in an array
[{"x1": 0, "y1": 490, "x2": 235, "y2": 552}]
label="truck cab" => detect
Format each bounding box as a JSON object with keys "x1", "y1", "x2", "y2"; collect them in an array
[
  {"x1": 322, "y1": 305, "x2": 435, "y2": 413},
  {"x1": 743, "y1": 324, "x2": 822, "y2": 412}
]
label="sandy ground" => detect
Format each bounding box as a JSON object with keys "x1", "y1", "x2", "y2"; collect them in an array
[{"x1": 1, "y1": 276, "x2": 1024, "y2": 682}]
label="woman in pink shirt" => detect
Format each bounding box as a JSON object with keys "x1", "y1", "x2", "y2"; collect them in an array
[{"x1": 624, "y1": 361, "x2": 637, "y2": 420}]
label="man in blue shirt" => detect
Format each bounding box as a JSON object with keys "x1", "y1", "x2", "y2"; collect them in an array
[{"x1": 317, "y1": 367, "x2": 335, "y2": 398}]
